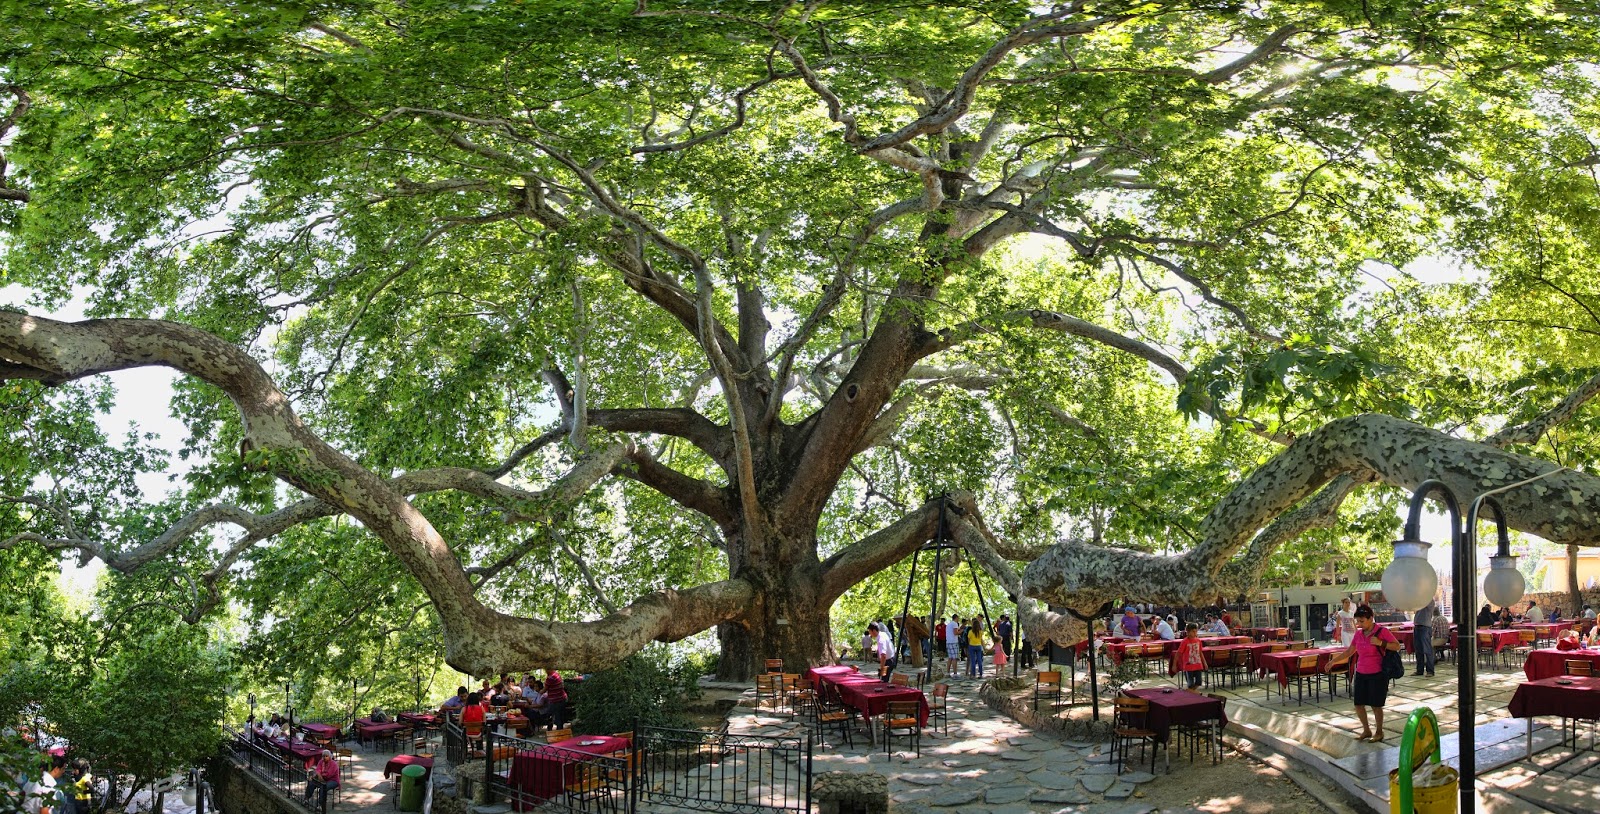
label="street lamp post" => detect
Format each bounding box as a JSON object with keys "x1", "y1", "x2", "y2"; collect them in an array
[{"x1": 1381, "y1": 471, "x2": 1565, "y2": 813}]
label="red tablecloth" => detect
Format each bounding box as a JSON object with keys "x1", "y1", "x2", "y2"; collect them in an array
[
  {"x1": 1191, "y1": 642, "x2": 1277, "y2": 672},
  {"x1": 270, "y1": 738, "x2": 321, "y2": 765},
  {"x1": 1123, "y1": 688, "x2": 1228, "y2": 744},
  {"x1": 1509, "y1": 676, "x2": 1600, "y2": 720},
  {"x1": 357, "y1": 721, "x2": 410, "y2": 743},
  {"x1": 1106, "y1": 639, "x2": 1179, "y2": 665},
  {"x1": 383, "y1": 754, "x2": 433, "y2": 780},
  {"x1": 1256, "y1": 646, "x2": 1349, "y2": 687},
  {"x1": 398, "y1": 712, "x2": 439, "y2": 726},
  {"x1": 1477, "y1": 628, "x2": 1525, "y2": 654},
  {"x1": 804, "y1": 665, "x2": 861, "y2": 692},
  {"x1": 507, "y1": 736, "x2": 630, "y2": 806},
  {"x1": 300, "y1": 723, "x2": 341, "y2": 739},
  {"x1": 1523, "y1": 648, "x2": 1600, "y2": 681},
  {"x1": 1243, "y1": 627, "x2": 1289, "y2": 641},
  {"x1": 831, "y1": 678, "x2": 929, "y2": 726},
  {"x1": 1513, "y1": 622, "x2": 1573, "y2": 639}
]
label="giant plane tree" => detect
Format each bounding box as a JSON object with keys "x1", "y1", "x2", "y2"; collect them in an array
[{"x1": 4, "y1": 1, "x2": 1600, "y2": 679}]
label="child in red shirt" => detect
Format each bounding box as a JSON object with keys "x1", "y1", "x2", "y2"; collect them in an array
[{"x1": 1176, "y1": 624, "x2": 1207, "y2": 689}]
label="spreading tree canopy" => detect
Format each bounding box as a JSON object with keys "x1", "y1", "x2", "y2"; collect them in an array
[{"x1": 4, "y1": 1, "x2": 1600, "y2": 679}]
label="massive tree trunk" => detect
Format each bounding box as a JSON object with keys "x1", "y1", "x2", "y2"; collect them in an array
[{"x1": 715, "y1": 521, "x2": 833, "y2": 681}]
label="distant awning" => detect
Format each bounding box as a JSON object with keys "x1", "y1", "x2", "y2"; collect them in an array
[{"x1": 1349, "y1": 581, "x2": 1383, "y2": 593}]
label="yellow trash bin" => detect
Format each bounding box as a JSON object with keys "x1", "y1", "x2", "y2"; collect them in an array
[{"x1": 1388, "y1": 766, "x2": 1458, "y2": 814}]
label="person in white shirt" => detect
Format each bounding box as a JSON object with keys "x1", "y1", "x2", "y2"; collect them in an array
[
  {"x1": 876, "y1": 620, "x2": 902, "y2": 678},
  {"x1": 1525, "y1": 600, "x2": 1545, "y2": 623},
  {"x1": 1203, "y1": 615, "x2": 1230, "y2": 635},
  {"x1": 1155, "y1": 617, "x2": 1176, "y2": 640},
  {"x1": 1335, "y1": 598, "x2": 1357, "y2": 644},
  {"x1": 1583, "y1": 605, "x2": 1596, "y2": 620}
]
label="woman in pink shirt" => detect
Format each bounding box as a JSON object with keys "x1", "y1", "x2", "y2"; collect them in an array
[{"x1": 1339, "y1": 604, "x2": 1401, "y2": 742}]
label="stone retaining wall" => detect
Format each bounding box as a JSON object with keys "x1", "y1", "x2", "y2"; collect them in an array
[
  {"x1": 206, "y1": 755, "x2": 303, "y2": 814},
  {"x1": 978, "y1": 677, "x2": 1114, "y2": 741}
]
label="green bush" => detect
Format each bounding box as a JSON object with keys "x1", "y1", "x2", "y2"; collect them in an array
[{"x1": 569, "y1": 648, "x2": 703, "y2": 735}]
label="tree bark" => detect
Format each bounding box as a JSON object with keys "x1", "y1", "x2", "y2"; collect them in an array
[{"x1": 1570, "y1": 543, "x2": 1582, "y2": 616}]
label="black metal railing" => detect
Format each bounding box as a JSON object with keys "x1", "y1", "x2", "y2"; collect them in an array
[
  {"x1": 222, "y1": 726, "x2": 311, "y2": 809},
  {"x1": 634, "y1": 724, "x2": 811, "y2": 814},
  {"x1": 483, "y1": 730, "x2": 629, "y2": 814},
  {"x1": 442, "y1": 720, "x2": 467, "y2": 766}
]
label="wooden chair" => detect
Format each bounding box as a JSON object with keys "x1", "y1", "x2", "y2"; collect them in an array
[
  {"x1": 1477, "y1": 633, "x2": 1500, "y2": 670},
  {"x1": 928, "y1": 683, "x2": 949, "y2": 735},
  {"x1": 764, "y1": 658, "x2": 784, "y2": 674},
  {"x1": 1174, "y1": 694, "x2": 1226, "y2": 765},
  {"x1": 881, "y1": 700, "x2": 921, "y2": 757},
  {"x1": 755, "y1": 674, "x2": 783, "y2": 713},
  {"x1": 1566, "y1": 660, "x2": 1593, "y2": 676},
  {"x1": 1034, "y1": 671, "x2": 1062, "y2": 711},
  {"x1": 1230, "y1": 647, "x2": 1254, "y2": 687},
  {"x1": 1290, "y1": 655, "x2": 1322, "y2": 705},
  {"x1": 1269, "y1": 643, "x2": 1289, "y2": 653},
  {"x1": 889, "y1": 673, "x2": 911, "y2": 687},
  {"x1": 563, "y1": 763, "x2": 609, "y2": 808},
  {"x1": 463, "y1": 722, "x2": 485, "y2": 757},
  {"x1": 1514, "y1": 629, "x2": 1537, "y2": 662},
  {"x1": 813, "y1": 694, "x2": 854, "y2": 748},
  {"x1": 1112, "y1": 696, "x2": 1164, "y2": 774},
  {"x1": 546, "y1": 727, "x2": 574, "y2": 743},
  {"x1": 337, "y1": 748, "x2": 355, "y2": 775}
]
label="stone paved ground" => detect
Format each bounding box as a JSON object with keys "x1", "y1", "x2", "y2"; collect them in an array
[{"x1": 726, "y1": 663, "x2": 1343, "y2": 814}]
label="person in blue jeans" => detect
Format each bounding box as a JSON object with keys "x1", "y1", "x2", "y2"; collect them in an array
[{"x1": 965, "y1": 620, "x2": 986, "y2": 678}]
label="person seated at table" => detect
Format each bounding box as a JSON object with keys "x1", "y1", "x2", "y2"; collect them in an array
[
  {"x1": 303, "y1": 750, "x2": 340, "y2": 813},
  {"x1": 1474, "y1": 603, "x2": 1494, "y2": 627},
  {"x1": 265, "y1": 714, "x2": 286, "y2": 740},
  {"x1": 1525, "y1": 599, "x2": 1545, "y2": 623},
  {"x1": 1497, "y1": 607, "x2": 1514, "y2": 627},
  {"x1": 369, "y1": 707, "x2": 388, "y2": 724},
  {"x1": 489, "y1": 683, "x2": 511, "y2": 707},
  {"x1": 460, "y1": 693, "x2": 486, "y2": 726},
  {"x1": 520, "y1": 680, "x2": 552, "y2": 725},
  {"x1": 1556, "y1": 629, "x2": 1584, "y2": 651},
  {"x1": 1585, "y1": 605, "x2": 1597, "y2": 620},
  {"x1": 439, "y1": 686, "x2": 469, "y2": 717},
  {"x1": 1154, "y1": 615, "x2": 1176, "y2": 640},
  {"x1": 1203, "y1": 615, "x2": 1230, "y2": 635}
]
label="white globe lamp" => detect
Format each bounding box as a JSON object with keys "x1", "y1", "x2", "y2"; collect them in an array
[
  {"x1": 1381, "y1": 540, "x2": 1438, "y2": 613},
  {"x1": 1482, "y1": 554, "x2": 1526, "y2": 610}
]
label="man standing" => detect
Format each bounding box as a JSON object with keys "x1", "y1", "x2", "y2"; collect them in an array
[
  {"x1": 24, "y1": 755, "x2": 67, "y2": 814},
  {"x1": 872, "y1": 623, "x2": 897, "y2": 680},
  {"x1": 1119, "y1": 606, "x2": 1142, "y2": 637},
  {"x1": 1412, "y1": 599, "x2": 1438, "y2": 677},
  {"x1": 543, "y1": 668, "x2": 569, "y2": 728}
]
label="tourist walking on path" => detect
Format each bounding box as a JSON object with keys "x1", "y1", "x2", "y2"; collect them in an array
[
  {"x1": 945, "y1": 616, "x2": 963, "y2": 676},
  {"x1": 1339, "y1": 604, "x2": 1402, "y2": 743},
  {"x1": 1334, "y1": 597, "x2": 1356, "y2": 645},
  {"x1": 1412, "y1": 599, "x2": 1438, "y2": 677}
]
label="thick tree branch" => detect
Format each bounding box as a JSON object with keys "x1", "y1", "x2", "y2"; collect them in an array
[
  {"x1": 817, "y1": 499, "x2": 945, "y2": 603},
  {"x1": 615, "y1": 448, "x2": 736, "y2": 526}
]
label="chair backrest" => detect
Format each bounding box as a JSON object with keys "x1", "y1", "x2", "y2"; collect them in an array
[
  {"x1": 1477, "y1": 632, "x2": 1494, "y2": 647},
  {"x1": 547, "y1": 728, "x2": 573, "y2": 743},
  {"x1": 463, "y1": 722, "x2": 483, "y2": 738},
  {"x1": 1296, "y1": 654, "x2": 1320, "y2": 670},
  {"x1": 1231, "y1": 649, "x2": 1251, "y2": 666},
  {"x1": 764, "y1": 658, "x2": 784, "y2": 673},
  {"x1": 932, "y1": 683, "x2": 949, "y2": 699},
  {"x1": 1113, "y1": 695, "x2": 1150, "y2": 727},
  {"x1": 756, "y1": 674, "x2": 780, "y2": 695},
  {"x1": 890, "y1": 673, "x2": 910, "y2": 687},
  {"x1": 1520, "y1": 630, "x2": 1537, "y2": 644},
  {"x1": 1567, "y1": 660, "x2": 1594, "y2": 676},
  {"x1": 1269, "y1": 643, "x2": 1288, "y2": 652},
  {"x1": 1037, "y1": 670, "x2": 1062, "y2": 687},
  {"x1": 885, "y1": 700, "x2": 919, "y2": 721}
]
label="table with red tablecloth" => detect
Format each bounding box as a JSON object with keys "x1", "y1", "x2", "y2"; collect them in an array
[
  {"x1": 1256, "y1": 646, "x2": 1349, "y2": 687},
  {"x1": 1514, "y1": 622, "x2": 1573, "y2": 643},
  {"x1": 398, "y1": 712, "x2": 439, "y2": 727},
  {"x1": 829, "y1": 676, "x2": 929, "y2": 726},
  {"x1": 356, "y1": 721, "x2": 410, "y2": 747},
  {"x1": 804, "y1": 665, "x2": 863, "y2": 692},
  {"x1": 270, "y1": 738, "x2": 321, "y2": 766},
  {"x1": 1510, "y1": 675, "x2": 1600, "y2": 721},
  {"x1": 383, "y1": 754, "x2": 434, "y2": 780},
  {"x1": 299, "y1": 722, "x2": 341, "y2": 740},
  {"x1": 1122, "y1": 688, "x2": 1228, "y2": 745},
  {"x1": 1523, "y1": 648, "x2": 1600, "y2": 681},
  {"x1": 1189, "y1": 642, "x2": 1278, "y2": 673},
  {"x1": 1242, "y1": 627, "x2": 1290, "y2": 642},
  {"x1": 1478, "y1": 628, "x2": 1525, "y2": 653},
  {"x1": 507, "y1": 736, "x2": 631, "y2": 808},
  {"x1": 1159, "y1": 638, "x2": 1258, "y2": 675},
  {"x1": 1071, "y1": 635, "x2": 1131, "y2": 658},
  {"x1": 1107, "y1": 639, "x2": 1179, "y2": 665}
]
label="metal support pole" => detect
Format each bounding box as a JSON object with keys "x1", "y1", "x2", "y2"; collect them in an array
[
  {"x1": 1066, "y1": 604, "x2": 1111, "y2": 722},
  {"x1": 927, "y1": 541, "x2": 945, "y2": 685}
]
